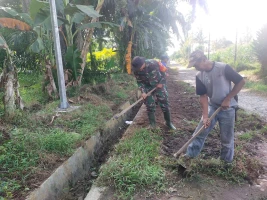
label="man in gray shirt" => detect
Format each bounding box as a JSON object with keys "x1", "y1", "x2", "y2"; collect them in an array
[{"x1": 185, "y1": 50, "x2": 245, "y2": 163}]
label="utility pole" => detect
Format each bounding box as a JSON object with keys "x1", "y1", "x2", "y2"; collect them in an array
[
  {"x1": 234, "y1": 28, "x2": 238, "y2": 63},
  {"x1": 49, "y1": 0, "x2": 69, "y2": 109},
  {"x1": 208, "y1": 31, "x2": 210, "y2": 59}
]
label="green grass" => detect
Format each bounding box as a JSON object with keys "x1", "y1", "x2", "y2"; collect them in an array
[
  {"x1": 116, "y1": 91, "x2": 128, "y2": 99},
  {"x1": 40, "y1": 130, "x2": 81, "y2": 155},
  {"x1": 0, "y1": 103, "x2": 112, "y2": 199},
  {"x1": 178, "y1": 81, "x2": 195, "y2": 93},
  {"x1": 97, "y1": 129, "x2": 165, "y2": 200},
  {"x1": 54, "y1": 103, "x2": 112, "y2": 137},
  {"x1": 0, "y1": 129, "x2": 80, "y2": 199},
  {"x1": 112, "y1": 74, "x2": 137, "y2": 93},
  {"x1": 238, "y1": 131, "x2": 254, "y2": 141},
  {"x1": 0, "y1": 71, "x2": 138, "y2": 199},
  {"x1": 240, "y1": 68, "x2": 261, "y2": 76},
  {"x1": 0, "y1": 180, "x2": 21, "y2": 199},
  {"x1": 244, "y1": 80, "x2": 267, "y2": 93},
  {"x1": 18, "y1": 73, "x2": 48, "y2": 106},
  {"x1": 239, "y1": 67, "x2": 267, "y2": 93}
]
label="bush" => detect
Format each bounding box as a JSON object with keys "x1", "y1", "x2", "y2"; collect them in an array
[
  {"x1": 210, "y1": 43, "x2": 258, "y2": 71},
  {"x1": 84, "y1": 48, "x2": 121, "y2": 84}
]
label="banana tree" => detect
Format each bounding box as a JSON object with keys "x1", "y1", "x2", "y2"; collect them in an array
[
  {"x1": 0, "y1": 5, "x2": 60, "y2": 100},
  {"x1": 0, "y1": 6, "x2": 43, "y2": 116},
  {"x1": 0, "y1": 33, "x2": 26, "y2": 116},
  {"x1": 32, "y1": 0, "x2": 118, "y2": 86}
]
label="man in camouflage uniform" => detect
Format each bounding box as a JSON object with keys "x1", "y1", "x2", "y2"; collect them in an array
[{"x1": 131, "y1": 56, "x2": 176, "y2": 130}]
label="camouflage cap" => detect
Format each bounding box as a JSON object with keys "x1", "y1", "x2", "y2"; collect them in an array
[
  {"x1": 187, "y1": 50, "x2": 205, "y2": 68},
  {"x1": 132, "y1": 56, "x2": 146, "y2": 71},
  {"x1": 160, "y1": 55, "x2": 169, "y2": 61}
]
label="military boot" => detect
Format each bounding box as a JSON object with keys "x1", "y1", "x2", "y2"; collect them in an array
[
  {"x1": 163, "y1": 110, "x2": 176, "y2": 130},
  {"x1": 147, "y1": 112, "x2": 156, "y2": 129}
]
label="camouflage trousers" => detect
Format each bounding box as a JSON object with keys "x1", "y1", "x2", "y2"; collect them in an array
[{"x1": 144, "y1": 86, "x2": 169, "y2": 113}]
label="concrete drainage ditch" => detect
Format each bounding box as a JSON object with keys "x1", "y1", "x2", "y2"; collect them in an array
[
  {"x1": 84, "y1": 104, "x2": 147, "y2": 200},
  {"x1": 26, "y1": 92, "x2": 142, "y2": 200}
]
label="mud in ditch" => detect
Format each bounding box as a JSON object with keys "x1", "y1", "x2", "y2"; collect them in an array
[{"x1": 60, "y1": 101, "x2": 143, "y2": 200}]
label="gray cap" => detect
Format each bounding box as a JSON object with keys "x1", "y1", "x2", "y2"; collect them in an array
[{"x1": 187, "y1": 50, "x2": 205, "y2": 68}]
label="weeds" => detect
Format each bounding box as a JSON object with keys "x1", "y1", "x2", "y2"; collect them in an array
[
  {"x1": 116, "y1": 91, "x2": 128, "y2": 99},
  {"x1": 0, "y1": 180, "x2": 21, "y2": 199},
  {"x1": 97, "y1": 129, "x2": 165, "y2": 199},
  {"x1": 238, "y1": 131, "x2": 254, "y2": 141},
  {"x1": 0, "y1": 71, "x2": 138, "y2": 199},
  {"x1": 54, "y1": 103, "x2": 112, "y2": 137},
  {"x1": 185, "y1": 157, "x2": 248, "y2": 183},
  {"x1": 40, "y1": 130, "x2": 81, "y2": 155},
  {"x1": 18, "y1": 73, "x2": 48, "y2": 106}
]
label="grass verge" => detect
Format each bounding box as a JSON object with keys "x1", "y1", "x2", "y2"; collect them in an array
[
  {"x1": 97, "y1": 129, "x2": 165, "y2": 200},
  {"x1": 240, "y1": 68, "x2": 267, "y2": 93},
  {"x1": 0, "y1": 73, "x2": 137, "y2": 199},
  {"x1": 244, "y1": 80, "x2": 267, "y2": 93}
]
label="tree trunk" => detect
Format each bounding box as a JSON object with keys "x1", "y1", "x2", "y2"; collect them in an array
[
  {"x1": 75, "y1": 27, "x2": 84, "y2": 51},
  {"x1": 4, "y1": 66, "x2": 16, "y2": 116},
  {"x1": 44, "y1": 64, "x2": 59, "y2": 99},
  {"x1": 78, "y1": 0, "x2": 105, "y2": 85},
  {"x1": 14, "y1": 68, "x2": 25, "y2": 110},
  {"x1": 3, "y1": 61, "x2": 24, "y2": 117},
  {"x1": 22, "y1": 0, "x2": 31, "y2": 13}
]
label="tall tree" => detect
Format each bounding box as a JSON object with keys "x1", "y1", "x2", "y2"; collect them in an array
[
  {"x1": 22, "y1": 0, "x2": 31, "y2": 13},
  {"x1": 0, "y1": 21, "x2": 31, "y2": 115},
  {"x1": 253, "y1": 24, "x2": 267, "y2": 76},
  {"x1": 0, "y1": 0, "x2": 22, "y2": 12},
  {"x1": 78, "y1": 0, "x2": 105, "y2": 85}
]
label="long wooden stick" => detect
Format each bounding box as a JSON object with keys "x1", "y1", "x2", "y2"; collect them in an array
[
  {"x1": 114, "y1": 87, "x2": 157, "y2": 119},
  {"x1": 173, "y1": 107, "x2": 222, "y2": 158}
]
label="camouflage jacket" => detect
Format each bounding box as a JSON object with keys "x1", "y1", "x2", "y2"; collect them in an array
[{"x1": 133, "y1": 59, "x2": 166, "y2": 93}]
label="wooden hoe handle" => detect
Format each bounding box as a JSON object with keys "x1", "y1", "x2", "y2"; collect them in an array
[
  {"x1": 173, "y1": 107, "x2": 222, "y2": 158},
  {"x1": 114, "y1": 87, "x2": 157, "y2": 119}
]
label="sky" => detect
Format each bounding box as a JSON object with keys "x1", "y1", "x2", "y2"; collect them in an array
[{"x1": 168, "y1": 0, "x2": 267, "y2": 55}]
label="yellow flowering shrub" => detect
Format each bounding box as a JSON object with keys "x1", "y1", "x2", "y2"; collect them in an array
[{"x1": 87, "y1": 48, "x2": 116, "y2": 62}]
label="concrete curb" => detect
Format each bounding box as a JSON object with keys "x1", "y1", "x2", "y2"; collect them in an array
[
  {"x1": 84, "y1": 186, "x2": 106, "y2": 200},
  {"x1": 84, "y1": 104, "x2": 147, "y2": 200},
  {"x1": 26, "y1": 96, "x2": 139, "y2": 200}
]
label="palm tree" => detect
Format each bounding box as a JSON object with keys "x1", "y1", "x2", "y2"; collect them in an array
[
  {"x1": 194, "y1": 29, "x2": 207, "y2": 51},
  {"x1": 99, "y1": 0, "x2": 187, "y2": 73},
  {"x1": 0, "y1": 25, "x2": 31, "y2": 115},
  {"x1": 78, "y1": 0, "x2": 106, "y2": 85}
]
